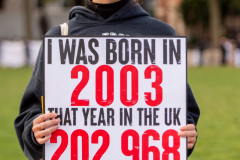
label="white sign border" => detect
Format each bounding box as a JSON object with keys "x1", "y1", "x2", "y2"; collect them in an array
[{"x1": 43, "y1": 35, "x2": 188, "y2": 160}]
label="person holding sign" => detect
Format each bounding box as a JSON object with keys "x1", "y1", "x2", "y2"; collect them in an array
[{"x1": 15, "y1": 0, "x2": 200, "y2": 160}]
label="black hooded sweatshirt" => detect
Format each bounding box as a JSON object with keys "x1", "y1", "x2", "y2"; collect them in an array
[{"x1": 14, "y1": 1, "x2": 200, "y2": 159}]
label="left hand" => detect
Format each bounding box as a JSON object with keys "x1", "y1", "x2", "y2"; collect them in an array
[{"x1": 178, "y1": 124, "x2": 197, "y2": 149}]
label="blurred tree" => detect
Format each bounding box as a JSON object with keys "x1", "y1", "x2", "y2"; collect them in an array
[
  {"x1": 209, "y1": 0, "x2": 221, "y2": 48},
  {"x1": 24, "y1": 0, "x2": 32, "y2": 39},
  {"x1": 221, "y1": 0, "x2": 240, "y2": 16},
  {"x1": 37, "y1": 0, "x2": 57, "y2": 7},
  {"x1": 74, "y1": 0, "x2": 85, "y2": 6},
  {"x1": 180, "y1": 0, "x2": 240, "y2": 47},
  {"x1": 64, "y1": 0, "x2": 85, "y2": 7},
  {"x1": 180, "y1": 0, "x2": 209, "y2": 28},
  {"x1": 0, "y1": 0, "x2": 4, "y2": 9},
  {"x1": 180, "y1": 0, "x2": 240, "y2": 28},
  {"x1": 37, "y1": 0, "x2": 50, "y2": 36},
  {"x1": 37, "y1": 0, "x2": 44, "y2": 7}
]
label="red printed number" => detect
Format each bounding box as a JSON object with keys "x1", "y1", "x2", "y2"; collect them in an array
[
  {"x1": 71, "y1": 129, "x2": 89, "y2": 160},
  {"x1": 142, "y1": 130, "x2": 160, "y2": 160},
  {"x1": 51, "y1": 129, "x2": 109, "y2": 160},
  {"x1": 50, "y1": 129, "x2": 180, "y2": 159},
  {"x1": 121, "y1": 129, "x2": 179, "y2": 160},
  {"x1": 120, "y1": 65, "x2": 139, "y2": 106},
  {"x1": 121, "y1": 129, "x2": 160, "y2": 160},
  {"x1": 162, "y1": 130, "x2": 180, "y2": 160},
  {"x1": 121, "y1": 130, "x2": 139, "y2": 160},
  {"x1": 71, "y1": 65, "x2": 163, "y2": 107},
  {"x1": 92, "y1": 130, "x2": 110, "y2": 160},
  {"x1": 50, "y1": 129, "x2": 68, "y2": 160},
  {"x1": 71, "y1": 65, "x2": 89, "y2": 106},
  {"x1": 144, "y1": 65, "x2": 163, "y2": 106},
  {"x1": 96, "y1": 65, "x2": 114, "y2": 106}
]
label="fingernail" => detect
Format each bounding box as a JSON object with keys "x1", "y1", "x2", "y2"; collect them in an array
[
  {"x1": 53, "y1": 113, "x2": 57, "y2": 116},
  {"x1": 178, "y1": 132, "x2": 182, "y2": 136}
]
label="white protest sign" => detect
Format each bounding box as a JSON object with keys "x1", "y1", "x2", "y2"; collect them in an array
[{"x1": 43, "y1": 36, "x2": 187, "y2": 160}]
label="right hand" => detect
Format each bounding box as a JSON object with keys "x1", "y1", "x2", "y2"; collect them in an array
[{"x1": 32, "y1": 113, "x2": 61, "y2": 144}]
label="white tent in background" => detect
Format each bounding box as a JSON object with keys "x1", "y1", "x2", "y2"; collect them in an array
[
  {"x1": 0, "y1": 40, "x2": 41, "y2": 68},
  {"x1": 191, "y1": 49, "x2": 201, "y2": 67},
  {"x1": 0, "y1": 40, "x2": 26, "y2": 68},
  {"x1": 29, "y1": 40, "x2": 41, "y2": 66},
  {"x1": 187, "y1": 49, "x2": 201, "y2": 67}
]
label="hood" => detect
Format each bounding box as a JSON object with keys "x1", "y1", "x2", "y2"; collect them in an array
[{"x1": 68, "y1": 1, "x2": 149, "y2": 24}]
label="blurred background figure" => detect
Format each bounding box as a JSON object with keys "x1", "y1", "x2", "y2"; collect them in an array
[
  {"x1": 220, "y1": 37, "x2": 227, "y2": 65},
  {"x1": 23, "y1": 38, "x2": 30, "y2": 66},
  {"x1": 220, "y1": 37, "x2": 234, "y2": 66},
  {"x1": 234, "y1": 33, "x2": 240, "y2": 67},
  {"x1": 0, "y1": 38, "x2": 26, "y2": 68},
  {"x1": 38, "y1": 8, "x2": 49, "y2": 37}
]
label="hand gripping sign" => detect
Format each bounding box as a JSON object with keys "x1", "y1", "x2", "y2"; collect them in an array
[{"x1": 43, "y1": 36, "x2": 187, "y2": 160}]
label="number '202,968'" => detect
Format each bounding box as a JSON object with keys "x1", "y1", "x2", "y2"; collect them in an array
[{"x1": 50, "y1": 129, "x2": 180, "y2": 160}]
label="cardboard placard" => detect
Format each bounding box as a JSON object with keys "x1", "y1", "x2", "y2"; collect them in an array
[{"x1": 43, "y1": 36, "x2": 187, "y2": 160}]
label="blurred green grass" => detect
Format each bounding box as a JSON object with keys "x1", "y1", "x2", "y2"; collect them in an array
[
  {"x1": 188, "y1": 67, "x2": 240, "y2": 160},
  {"x1": 0, "y1": 67, "x2": 240, "y2": 159},
  {"x1": 0, "y1": 68, "x2": 32, "y2": 160}
]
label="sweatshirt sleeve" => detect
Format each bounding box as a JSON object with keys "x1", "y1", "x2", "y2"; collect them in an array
[
  {"x1": 14, "y1": 26, "x2": 61, "y2": 160},
  {"x1": 14, "y1": 45, "x2": 45, "y2": 160},
  {"x1": 187, "y1": 83, "x2": 200, "y2": 157}
]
